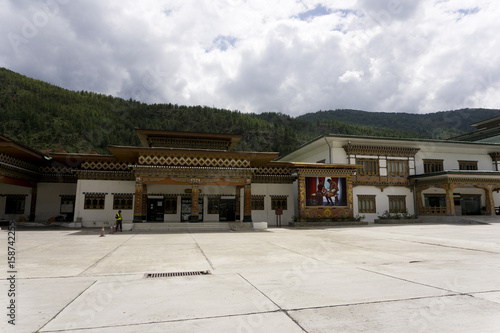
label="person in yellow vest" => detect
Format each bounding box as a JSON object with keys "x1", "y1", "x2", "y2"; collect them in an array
[{"x1": 115, "y1": 210, "x2": 123, "y2": 232}]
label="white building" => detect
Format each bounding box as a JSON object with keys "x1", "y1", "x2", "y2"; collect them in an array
[{"x1": 279, "y1": 115, "x2": 500, "y2": 222}]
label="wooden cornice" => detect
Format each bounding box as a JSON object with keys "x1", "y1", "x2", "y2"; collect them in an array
[{"x1": 342, "y1": 144, "x2": 420, "y2": 157}]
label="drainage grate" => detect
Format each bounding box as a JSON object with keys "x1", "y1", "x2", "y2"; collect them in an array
[{"x1": 144, "y1": 270, "x2": 211, "y2": 278}]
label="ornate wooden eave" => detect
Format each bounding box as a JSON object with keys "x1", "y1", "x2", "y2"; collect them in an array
[
  {"x1": 108, "y1": 146, "x2": 279, "y2": 167},
  {"x1": 342, "y1": 144, "x2": 420, "y2": 157},
  {"x1": 410, "y1": 171, "x2": 500, "y2": 186},
  {"x1": 135, "y1": 129, "x2": 242, "y2": 151},
  {"x1": 75, "y1": 170, "x2": 135, "y2": 181}
]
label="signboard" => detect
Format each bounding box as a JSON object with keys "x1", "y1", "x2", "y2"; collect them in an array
[{"x1": 305, "y1": 177, "x2": 347, "y2": 207}]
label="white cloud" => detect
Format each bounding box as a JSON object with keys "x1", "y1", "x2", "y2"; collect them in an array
[{"x1": 0, "y1": 0, "x2": 499, "y2": 116}]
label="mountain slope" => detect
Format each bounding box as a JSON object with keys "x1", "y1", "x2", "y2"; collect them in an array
[
  {"x1": 1, "y1": 67, "x2": 497, "y2": 156},
  {"x1": 297, "y1": 108, "x2": 500, "y2": 139}
]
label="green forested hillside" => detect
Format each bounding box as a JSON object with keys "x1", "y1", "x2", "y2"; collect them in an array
[
  {"x1": 297, "y1": 108, "x2": 500, "y2": 139},
  {"x1": 1, "y1": 67, "x2": 498, "y2": 156}
]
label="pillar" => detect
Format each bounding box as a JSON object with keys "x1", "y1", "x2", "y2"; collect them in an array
[
  {"x1": 445, "y1": 183, "x2": 455, "y2": 216},
  {"x1": 297, "y1": 174, "x2": 306, "y2": 221},
  {"x1": 243, "y1": 179, "x2": 252, "y2": 222},
  {"x1": 482, "y1": 185, "x2": 496, "y2": 216},
  {"x1": 415, "y1": 185, "x2": 430, "y2": 215},
  {"x1": 133, "y1": 177, "x2": 146, "y2": 222},
  {"x1": 29, "y1": 186, "x2": 37, "y2": 222},
  {"x1": 190, "y1": 178, "x2": 200, "y2": 222}
]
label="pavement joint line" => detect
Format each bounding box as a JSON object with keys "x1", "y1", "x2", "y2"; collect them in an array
[
  {"x1": 357, "y1": 267, "x2": 460, "y2": 293},
  {"x1": 37, "y1": 280, "x2": 98, "y2": 332},
  {"x1": 189, "y1": 233, "x2": 215, "y2": 270},
  {"x1": 268, "y1": 242, "x2": 332, "y2": 265},
  {"x1": 282, "y1": 310, "x2": 309, "y2": 333},
  {"x1": 16, "y1": 273, "x2": 142, "y2": 281},
  {"x1": 77, "y1": 234, "x2": 138, "y2": 277},
  {"x1": 237, "y1": 273, "x2": 283, "y2": 310},
  {"x1": 39, "y1": 310, "x2": 284, "y2": 332},
  {"x1": 237, "y1": 273, "x2": 309, "y2": 333},
  {"x1": 403, "y1": 240, "x2": 499, "y2": 254},
  {"x1": 284, "y1": 294, "x2": 464, "y2": 313}
]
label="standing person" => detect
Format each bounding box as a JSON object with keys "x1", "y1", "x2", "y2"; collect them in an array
[{"x1": 115, "y1": 210, "x2": 123, "y2": 232}]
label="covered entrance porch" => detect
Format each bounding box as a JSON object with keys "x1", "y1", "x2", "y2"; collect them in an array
[
  {"x1": 132, "y1": 167, "x2": 253, "y2": 224},
  {"x1": 412, "y1": 172, "x2": 500, "y2": 217}
]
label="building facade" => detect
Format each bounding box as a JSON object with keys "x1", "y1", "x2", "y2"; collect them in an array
[
  {"x1": 1, "y1": 130, "x2": 357, "y2": 227},
  {"x1": 279, "y1": 115, "x2": 500, "y2": 222},
  {"x1": 3, "y1": 115, "x2": 500, "y2": 227}
]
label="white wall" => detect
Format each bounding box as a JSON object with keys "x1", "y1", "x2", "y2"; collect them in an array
[
  {"x1": 0, "y1": 184, "x2": 31, "y2": 221},
  {"x1": 353, "y1": 186, "x2": 414, "y2": 222},
  {"x1": 251, "y1": 183, "x2": 295, "y2": 226},
  {"x1": 74, "y1": 180, "x2": 135, "y2": 227},
  {"x1": 35, "y1": 183, "x2": 77, "y2": 222},
  {"x1": 414, "y1": 150, "x2": 493, "y2": 173}
]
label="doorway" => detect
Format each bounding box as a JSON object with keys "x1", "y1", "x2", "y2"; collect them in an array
[
  {"x1": 180, "y1": 197, "x2": 204, "y2": 222},
  {"x1": 147, "y1": 198, "x2": 164, "y2": 222},
  {"x1": 461, "y1": 196, "x2": 481, "y2": 215},
  {"x1": 219, "y1": 199, "x2": 236, "y2": 222}
]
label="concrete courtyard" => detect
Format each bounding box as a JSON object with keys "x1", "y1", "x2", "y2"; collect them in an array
[{"x1": 1, "y1": 221, "x2": 500, "y2": 333}]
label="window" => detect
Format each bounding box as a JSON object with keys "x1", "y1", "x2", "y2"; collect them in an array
[
  {"x1": 357, "y1": 158, "x2": 379, "y2": 176},
  {"x1": 251, "y1": 196, "x2": 265, "y2": 210},
  {"x1": 423, "y1": 159, "x2": 443, "y2": 173},
  {"x1": 207, "y1": 197, "x2": 219, "y2": 214},
  {"x1": 358, "y1": 195, "x2": 376, "y2": 213},
  {"x1": 164, "y1": 196, "x2": 177, "y2": 214},
  {"x1": 60, "y1": 195, "x2": 75, "y2": 214},
  {"x1": 389, "y1": 195, "x2": 406, "y2": 213},
  {"x1": 5, "y1": 195, "x2": 26, "y2": 214},
  {"x1": 458, "y1": 160, "x2": 478, "y2": 170},
  {"x1": 84, "y1": 193, "x2": 105, "y2": 209},
  {"x1": 113, "y1": 194, "x2": 133, "y2": 210},
  {"x1": 271, "y1": 196, "x2": 287, "y2": 210},
  {"x1": 387, "y1": 160, "x2": 408, "y2": 176}
]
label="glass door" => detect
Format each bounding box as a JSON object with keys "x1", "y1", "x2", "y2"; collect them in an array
[{"x1": 147, "y1": 198, "x2": 164, "y2": 222}]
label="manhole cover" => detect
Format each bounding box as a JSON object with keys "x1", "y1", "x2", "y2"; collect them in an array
[{"x1": 144, "y1": 270, "x2": 211, "y2": 278}]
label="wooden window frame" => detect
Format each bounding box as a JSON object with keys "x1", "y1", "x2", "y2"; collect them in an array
[
  {"x1": 387, "y1": 159, "x2": 408, "y2": 176},
  {"x1": 357, "y1": 158, "x2": 379, "y2": 176},
  {"x1": 271, "y1": 196, "x2": 287, "y2": 210},
  {"x1": 84, "y1": 193, "x2": 106, "y2": 210},
  {"x1": 113, "y1": 194, "x2": 133, "y2": 210},
  {"x1": 164, "y1": 196, "x2": 177, "y2": 214},
  {"x1": 251, "y1": 196, "x2": 265, "y2": 210},
  {"x1": 423, "y1": 159, "x2": 444, "y2": 174},
  {"x1": 388, "y1": 195, "x2": 406, "y2": 213},
  {"x1": 458, "y1": 160, "x2": 478, "y2": 171},
  {"x1": 358, "y1": 195, "x2": 376, "y2": 213}
]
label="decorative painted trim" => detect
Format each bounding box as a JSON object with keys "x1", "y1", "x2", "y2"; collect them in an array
[
  {"x1": 342, "y1": 145, "x2": 420, "y2": 156},
  {"x1": 147, "y1": 137, "x2": 231, "y2": 150},
  {"x1": 0, "y1": 153, "x2": 39, "y2": 172},
  {"x1": 76, "y1": 170, "x2": 135, "y2": 180},
  {"x1": 138, "y1": 155, "x2": 251, "y2": 168},
  {"x1": 81, "y1": 161, "x2": 130, "y2": 171}
]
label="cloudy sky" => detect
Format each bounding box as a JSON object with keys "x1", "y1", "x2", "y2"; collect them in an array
[{"x1": 1, "y1": 0, "x2": 499, "y2": 116}]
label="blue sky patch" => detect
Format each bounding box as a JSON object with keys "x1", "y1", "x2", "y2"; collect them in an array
[
  {"x1": 457, "y1": 7, "x2": 480, "y2": 16},
  {"x1": 298, "y1": 4, "x2": 332, "y2": 21},
  {"x1": 211, "y1": 35, "x2": 238, "y2": 52}
]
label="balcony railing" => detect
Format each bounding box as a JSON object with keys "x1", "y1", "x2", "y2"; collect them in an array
[{"x1": 420, "y1": 206, "x2": 447, "y2": 216}]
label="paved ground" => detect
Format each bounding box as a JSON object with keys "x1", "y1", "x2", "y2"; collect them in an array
[{"x1": 1, "y1": 221, "x2": 500, "y2": 333}]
